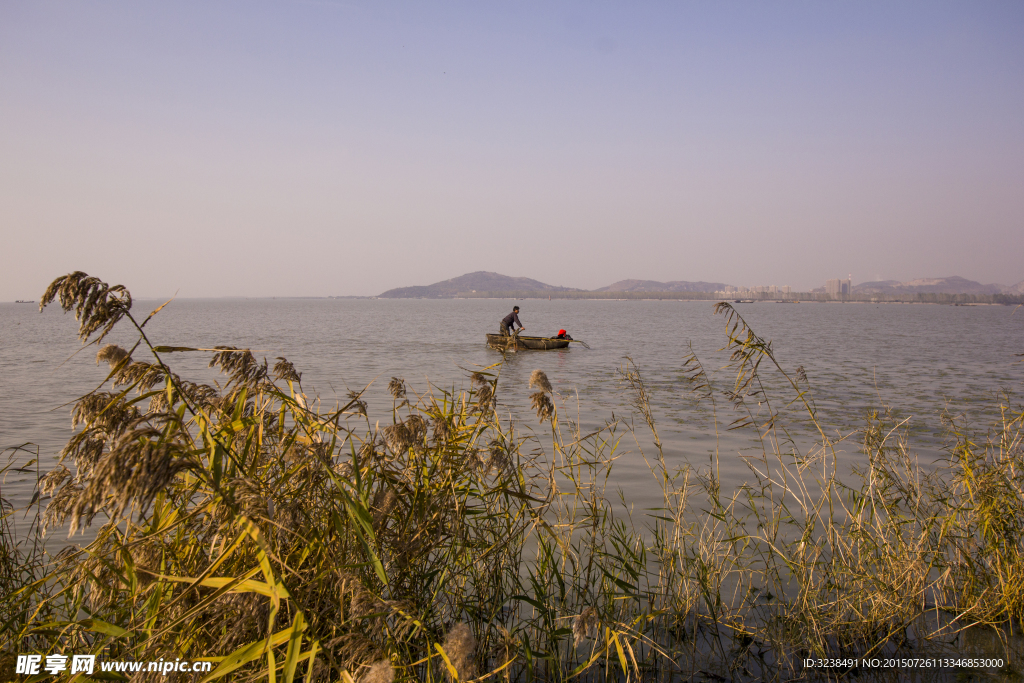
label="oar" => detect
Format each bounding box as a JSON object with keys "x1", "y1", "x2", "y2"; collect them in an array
[{"x1": 570, "y1": 339, "x2": 591, "y2": 349}]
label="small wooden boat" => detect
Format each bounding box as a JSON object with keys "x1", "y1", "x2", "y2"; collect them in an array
[{"x1": 485, "y1": 334, "x2": 571, "y2": 350}]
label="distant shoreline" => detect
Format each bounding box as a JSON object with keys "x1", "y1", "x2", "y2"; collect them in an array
[
  {"x1": 374, "y1": 290, "x2": 1024, "y2": 305},
  {"x1": 8, "y1": 294, "x2": 1018, "y2": 305}
]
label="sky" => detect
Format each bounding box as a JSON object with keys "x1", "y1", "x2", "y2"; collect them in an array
[{"x1": 2, "y1": 1, "x2": 1023, "y2": 297}]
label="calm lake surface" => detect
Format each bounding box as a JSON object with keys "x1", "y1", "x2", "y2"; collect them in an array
[{"x1": 2, "y1": 298, "x2": 1023, "y2": 524}]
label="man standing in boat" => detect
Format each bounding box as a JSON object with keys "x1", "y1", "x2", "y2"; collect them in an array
[{"x1": 500, "y1": 306, "x2": 525, "y2": 337}]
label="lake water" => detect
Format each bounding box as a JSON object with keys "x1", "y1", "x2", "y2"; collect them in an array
[{"x1": 2, "y1": 298, "x2": 1023, "y2": 524}]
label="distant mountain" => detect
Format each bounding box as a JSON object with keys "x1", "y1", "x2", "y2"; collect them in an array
[
  {"x1": 852, "y1": 276, "x2": 1008, "y2": 296},
  {"x1": 595, "y1": 279, "x2": 730, "y2": 293},
  {"x1": 378, "y1": 273, "x2": 1023, "y2": 299},
  {"x1": 850, "y1": 280, "x2": 902, "y2": 291},
  {"x1": 1003, "y1": 279, "x2": 1024, "y2": 295},
  {"x1": 378, "y1": 271, "x2": 578, "y2": 298}
]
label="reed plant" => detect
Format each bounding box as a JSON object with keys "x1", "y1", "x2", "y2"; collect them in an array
[{"x1": 1, "y1": 272, "x2": 1022, "y2": 682}]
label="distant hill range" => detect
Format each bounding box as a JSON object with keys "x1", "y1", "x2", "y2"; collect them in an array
[
  {"x1": 379, "y1": 272, "x2": 1024, "y2": 298},
  {"x1": 594, "y1": 279, "x2": 728, "y2": 293},
  {"x1": 852, "y1": 276, "x2": 1024, "y2": 296},
  {"x1": 378, "y1": 271, "x2": 580, "y2": 298}
]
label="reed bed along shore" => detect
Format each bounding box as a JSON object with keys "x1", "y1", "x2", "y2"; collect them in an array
[{"x1": 2, "y1": 272, "x2": 1023, "y2": 682}]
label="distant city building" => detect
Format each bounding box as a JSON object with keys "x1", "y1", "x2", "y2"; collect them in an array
[
  {"x1": 725, "y1": 285, "x2": 736, "y2": 293},
  {"x1": 781, "y1": 285, "x2": 792, "y2": 294},
  {"x1": 826, "y1": 278, "x2": 852, "y2": 297}
]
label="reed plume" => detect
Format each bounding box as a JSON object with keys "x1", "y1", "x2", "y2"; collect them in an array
[
  {"x1": 67, "y1": 421, "x2": 195, "y2": 533},
  {"x1": 382, "y1": 423, "x2": 412, "y2": 454},
  {"x1": 388, "y1": 377, "x2": 406, "y2": 400},
  {"x1": 475, "y1": 383, "x2": 494, "y2": 410},
  {"x1": 529, "y1": 391, "x2": 554, "y2": 423},
  {"x1": 96, "y1": 343, "x2": 130, "y2": 369},
  {"x1": 39, "y1": 271, "x2": 132, "y2": 342},
  {"x1": 209, "y1": 346, "x2": 269, "y2": 389},
  {"x1": 360, "y1": 659, "x2": 394, "y2": 683},
  {"x1": 528, "y1": 369, "x2": 552, "y2": 394},
  {"x1": 432, "y1": 416, "x2": 452, "y2": 443},
  {"x1": 572, "y1": 606, "x2": 598, "y2": 647},
  {"x1": 273, "y1": 357, "x2": 302, "y2": 383},
  {"x1": 441, "y1": 623, "x2": 477, "y2": 682}
]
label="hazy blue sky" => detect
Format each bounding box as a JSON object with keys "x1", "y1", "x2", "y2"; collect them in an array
[{"x1": 2, "y1": 1, "x2": 1022, "y2": 297}]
